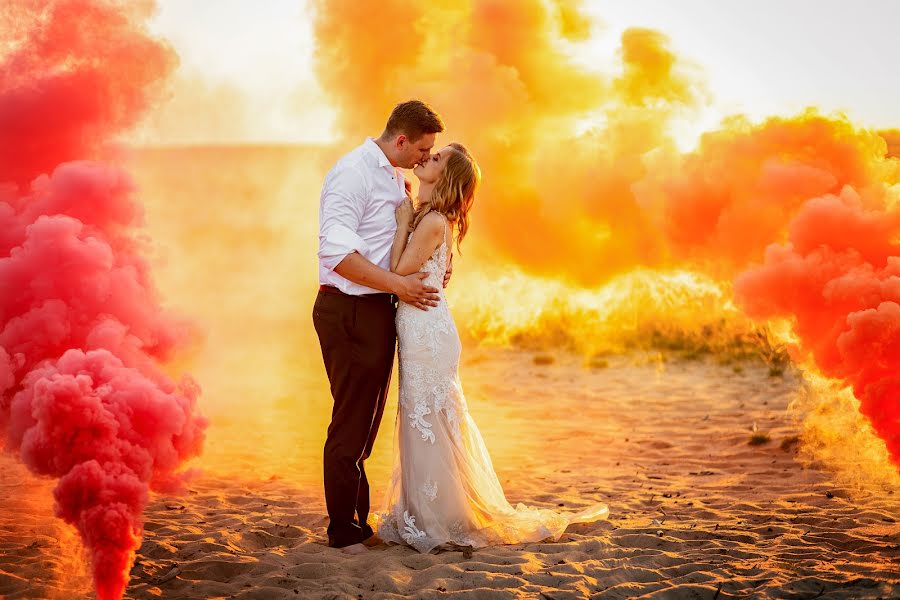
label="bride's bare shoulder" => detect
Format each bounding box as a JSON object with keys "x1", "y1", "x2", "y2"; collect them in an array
[{"x1": 412, "y1": 211, "x2": 445, "y2": 240}]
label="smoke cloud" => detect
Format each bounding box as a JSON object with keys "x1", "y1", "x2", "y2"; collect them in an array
[
  {"x1": 311, "y1": 0, "x2": 900, "y2": 473},
  {"x1": 0, "y1": 1, "x2": 206, "y2": 598}
]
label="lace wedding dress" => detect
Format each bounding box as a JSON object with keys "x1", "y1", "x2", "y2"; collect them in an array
[{"x1": 372, "y1": 215, "x2": 608, "y2": 553}]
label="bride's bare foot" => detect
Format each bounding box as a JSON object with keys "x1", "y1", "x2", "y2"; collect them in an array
[
  {"x1": 339, "y1": 542, "x2": 368, "y2": 555},
  {"x1": 362, "y1": 533, "x2": 384, "y2": 547}
]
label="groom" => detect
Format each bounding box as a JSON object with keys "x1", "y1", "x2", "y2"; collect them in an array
[{"x1": 314, "y1": 100, "x2": 451, "y2": 555}]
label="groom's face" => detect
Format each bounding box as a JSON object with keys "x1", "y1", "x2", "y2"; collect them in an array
[{"x1": 397, "y1": 133, "x2": 436, "y2": 169}]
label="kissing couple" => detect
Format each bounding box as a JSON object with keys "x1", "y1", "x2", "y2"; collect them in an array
[{"x1": 313, "y1": 99, "x2": 608, "y2": 555}]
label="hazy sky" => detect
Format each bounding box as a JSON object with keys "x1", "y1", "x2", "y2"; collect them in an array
[
  {"x1": 145, "y1": 0, "x2": 900, "y2": 145},
  {"x1": 145, "y1": 0, "x2": 330, "y2": 144}
]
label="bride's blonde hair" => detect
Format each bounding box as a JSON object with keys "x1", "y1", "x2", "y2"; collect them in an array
[{"x1": 412, "y1": 142, "x2": 481, "y2": 252}]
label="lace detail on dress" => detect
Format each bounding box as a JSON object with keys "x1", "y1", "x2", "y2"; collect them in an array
[
  {"x1": 422, "y1": 479, "x2": 438, "y2": 501},
  {"x1": 447, "y1": 520, "x2": 482, "y2": 548},
  {"x1": 401, "y1": 510, "x2": 427, "y2": 546},
  {"x1": 409, "y1": 396, "x2": 435, "y2": 443},
  {"x1": 400, "y1": 361, "x2": 465, "y2": 446}
]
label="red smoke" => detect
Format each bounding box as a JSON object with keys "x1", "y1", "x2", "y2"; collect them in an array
[
  {"x1": 660, "y1": 114, "x2": 884, "y2": 273},
  {"x1": 0, "y1": 1, "x2": 206, "y2": 598},
  {"x1": 734, "y1": 186, "x2": 900, "y2": 464}
]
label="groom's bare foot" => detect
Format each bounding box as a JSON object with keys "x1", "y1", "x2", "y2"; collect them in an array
[
  {"x1": 339, "y1": 543, "x2": 368, "y2": 555},
  {"x1": 362, "y1": 533, "x2": 383, "y2": 547}
]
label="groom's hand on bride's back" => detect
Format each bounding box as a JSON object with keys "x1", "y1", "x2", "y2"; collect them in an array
[{"x1": 397, "y1": 272, "x2": 440, "y2": 310}]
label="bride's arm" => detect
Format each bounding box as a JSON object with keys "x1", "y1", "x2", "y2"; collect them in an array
[
  {"x1": 390, "y1": 199, "x2": 413, "y2": 273},
  {"x1": 391, "y1": 210, "x2": 445, "y2": 275}
]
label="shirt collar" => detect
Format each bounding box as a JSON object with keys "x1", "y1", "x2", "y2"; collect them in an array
[{"x1": 365, "y1": 137, "x2": 394, "y2": 169}]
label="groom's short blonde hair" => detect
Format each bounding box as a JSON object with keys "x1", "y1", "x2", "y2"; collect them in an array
[{"x1": 383, "y1": 100, "x2": 444, "y2": 143}]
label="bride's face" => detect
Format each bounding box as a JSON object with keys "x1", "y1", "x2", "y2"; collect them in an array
[{"x1": 412, "y1": 146, "x2": 452, "y2": 184}]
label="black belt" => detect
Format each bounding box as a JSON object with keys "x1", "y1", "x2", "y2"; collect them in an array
[{"x1": 319, "y1": 285, "x2": 397, "y2": 304}]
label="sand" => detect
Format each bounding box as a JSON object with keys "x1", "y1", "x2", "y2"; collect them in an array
[{"x1": 2, "y1": 347, "x2": 898, "y2": 599}]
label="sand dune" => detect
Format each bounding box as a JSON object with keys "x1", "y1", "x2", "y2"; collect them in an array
[{"x1": 2, "y1": 348, "x2": 898, "y2": 599}]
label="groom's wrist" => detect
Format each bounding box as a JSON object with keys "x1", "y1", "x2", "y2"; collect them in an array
[{"x1": 387, "y1": 272, "x2": 405, "y2": 295}]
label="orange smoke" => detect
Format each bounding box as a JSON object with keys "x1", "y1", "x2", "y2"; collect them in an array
[
  {"x1": 313, "y1": 0, "x2": 704, "y2": 284},
  {"x1": 654, "y1": 113, "x2": 897, "y2": 276},
  {"x1": 312, "y1": 1, "x2": 900, "y2": 473},
  {"x1": 880, "y1": 129, "x2": 900, "y2": 157}
]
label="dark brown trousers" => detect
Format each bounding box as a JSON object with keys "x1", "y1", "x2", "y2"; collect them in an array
[{"x1": 312, "y1": 289, "x2": 397, "y2": 548}]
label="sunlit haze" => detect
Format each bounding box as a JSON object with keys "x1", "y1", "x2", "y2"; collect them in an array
[{"x1": 143, "y1": 0, "x2": 900, "y2": 146}]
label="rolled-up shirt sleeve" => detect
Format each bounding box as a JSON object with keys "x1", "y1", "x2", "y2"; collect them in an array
[{"x1": 318, "y1": 165, "x2": 370, "y2": 271}]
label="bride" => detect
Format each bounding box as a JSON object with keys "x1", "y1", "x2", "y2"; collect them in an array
[{"x1": 372, "y1": 142, "x2": 608, "y2": 553}]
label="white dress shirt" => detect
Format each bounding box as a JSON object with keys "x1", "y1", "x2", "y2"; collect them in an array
[{"x1": 318, "y1": 138, "x2": 407, "y2": 295}]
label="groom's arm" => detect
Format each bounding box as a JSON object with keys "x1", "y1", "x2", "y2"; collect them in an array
[
  {"x1": 318, "y1": 168, "x2": 439, "y2": 309},
  {"x1": 334, "y1": 253, "x2": 400, "y2": 291},
  {"x1": 333, "y1": 254, "x2": 438, "y2": 309},
  {"x1": 318, "y1": 167, "x2": 371, "y2": 272}
]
